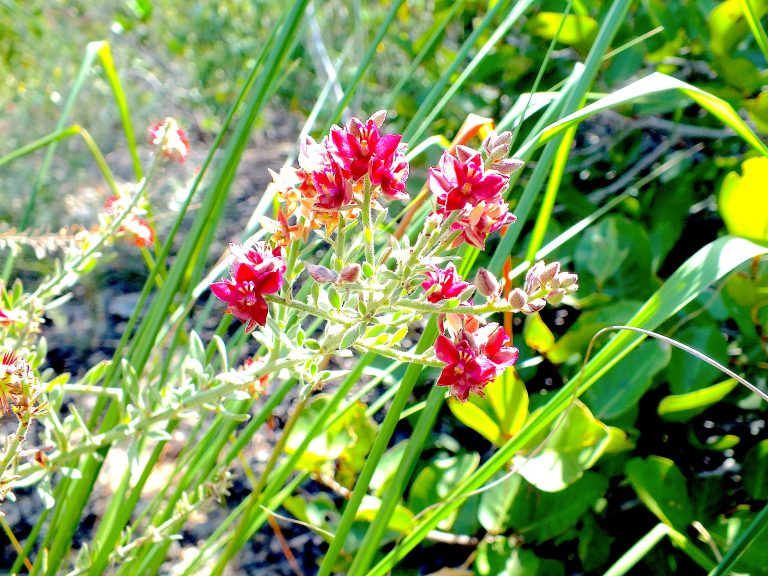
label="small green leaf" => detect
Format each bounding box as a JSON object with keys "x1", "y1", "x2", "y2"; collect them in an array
[
  {"x1": 658, "y1": 378, "x2": 738, "y2": 422},
  {"x1": 356, "y1": 495, "x2": 414, "y2": 534},
  {"x1": 526, "y1": 12, "x2": 598, "y2": 47},
  {"x1": 475, "y1": 539, "x2": 549, "y2": 576},
  {"x1": 523, "y1": 312, "x2": 555, "y2": 355}
]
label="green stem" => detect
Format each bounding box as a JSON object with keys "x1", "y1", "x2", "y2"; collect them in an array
[{"x1": 362, "y1": 178, "x2": 375, "y2": 266}]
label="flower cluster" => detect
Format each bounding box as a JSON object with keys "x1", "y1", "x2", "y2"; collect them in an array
[
  {"x1": 508, "y1": 260, "x2": 579, "y2": 314},
  {"x1": 428, "y1": 133, "x2": 522, "y2": 249},
  {"x1": 0, "y1": 350, "x2": 44, "y2": 417},
  {"x1": 435, "y1": 314, "x2": 519, "y2": 402},
  {"x1": 149, "y1": 117, "x2": 190, "y2": 163},
  {"x1": 210, "y1": 241, "x2": 286, "y2": 333},
  {"x1": 104, "y1": 192, "x2": 154, "y2": 248},
  {"x1": 266, "y1": 111, "x2": 409, "y2": 238}
]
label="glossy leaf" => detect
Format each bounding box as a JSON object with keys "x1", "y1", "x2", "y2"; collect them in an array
[
  {"x1": 657, "y1": 378, "x2": 739, "y2": 422},
  {"x1": 626, "y1": 456, "x2": 693, "y2": 531},
  {"x1": 719, "y1": 157, "x2": 768, "y2": 241}
]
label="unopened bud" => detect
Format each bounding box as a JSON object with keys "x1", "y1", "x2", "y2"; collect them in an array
[
  {"x1": 482, "y1": 131, "x2": 512, "y2": 159},
  {"x1": 489, "y1": 158, "x2": 525, "y2": 175},
  {"x1": 305, "y1": 263, "x2": 338, "y2": 284},
  {"x1": 475, "y1": 268, "x2": 501, "y2": 299},
  {"x1": 521, "y1": 298, "x2": 546, "y2": 315},
  {"x1": 425, "y1": 211, "x2": 445, "y2": 232},
  {"x1": 539, "y1": 261, "x2": 560, "y2": 283},
  {"x1": 369, "y1": 110, "x2": 387, "y2": 128},
  {"x1": 507, "y1": 288, "x2": 528, "y2": 309},
  {"x1": 554, "y1": 272, "x2": 578, "y2": 289},
  {"x1": 455, "y1": 145, "x2": 476, "y2": 163},
  {"x1": 546, "y1": 288, "x2": 566, "y2": 305},
  {"x1": 524, "y1": 264, "x2": 543, "y2": 295},
  {"x1": 338, "y1": 264, "x2": 361, "y2": 284}
]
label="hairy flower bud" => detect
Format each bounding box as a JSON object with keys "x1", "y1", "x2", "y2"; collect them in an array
[
  {"x1": 554, "y1": 272, "x2": 578, "y2": 289},
  {"x1": 482, "y1": 131, "x2": 513, "y2": 161},
  {"x1": 474, "y1": 268, "x2": 501, "y2": 299},
  {"x1": 368, "y1": 109, "x2": 387, "y2": 128},
  {"x1": 507, "y1": 287, "x2": 528, "y2": 309},
  {"x1": 488, "y1": 158, "x2": 525, "y2": 175},
  {"x1": 522, "y1": 298, "x2": 546, "y2": 314},
  {"x1": 306, "y1": 263, "x2": 338, "y2": 284},
  {"x1": 338, "y1": 264, "x2": 361, "y2": 284},
  {"x1": 546, "y1": 288, "x2": 567, "y2": 305}
]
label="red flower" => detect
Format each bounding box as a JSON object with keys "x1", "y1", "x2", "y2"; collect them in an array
[
  {"x1": 0, "y1": 310, "x2": 13, "y2": 325},
  {"x1": 210, "y1": 242, "x2": 286, "y2": 333},
  {"x1": 474, "y1": 323, "x2": 519, "y2": 374},
  {"x1": 120, "y1": 215, "x2": 155, "y2": 248},
  {"x1": 311, "y1": 162, "x2": 354, "y2": 211},
  {"x1": 429, "y1": 146, "x2": 508, "y2": 211},
  {"x1": 435, "y1": 334, "x2": 496, "y2": 402},
  {"x1": 329, "y1": 115, "x2": 390, "y2": 181},
  {"x1": 421, "y1": 263, "x2": 471, "y2": 303},
  {"x1": 149, "y1": 118, "x2": 190, "y2": 163},
  {"x1": 369, "y1": 136, "x2": 410, "y2": 201},
  {"x1": 435, "y1": 322, "x2": 518, "y2": 402},
  {"x1": 447, "y1": 198, "x2": 517, "y2": 250}
]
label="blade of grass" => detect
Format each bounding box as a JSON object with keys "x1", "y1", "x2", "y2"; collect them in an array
[
  {"x1": 739, "y1": 0, "x2": 768, "y2": 63},
  {"x1": 708, "y1": 503, "x2": 768, "y2": 576}
]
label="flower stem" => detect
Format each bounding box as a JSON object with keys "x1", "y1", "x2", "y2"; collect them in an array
[{"x1": 362, "y1": 178, "x2": 375, "y2": 267}]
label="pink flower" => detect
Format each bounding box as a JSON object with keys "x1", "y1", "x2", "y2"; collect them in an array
[
  {"x1": 448, "y1": 198, "x2": 517, "y2": 250},
  {"x1": 369, "y1": 137, "x2": 410, "y2": 201},
  {"x1": 311, "y1": 162, "x2": 354, "y2": 211},
  {"x1": 421, "y1": 263, "x2": 471, "y2": 303},
  {"x1": 474, "y1": 323, "x2": 519, "y2": 374},
  {"x1": 149, "y1": 118, "x2": 190, "y2": 163},
  {"x1": 121, "y1": 215, "x2": 155, "y2": 248},
  {"x1": 435, "y1": 322, "x2": 518, "y2": 402},
  {"x1": 329, "y1": 115, "x2": 389, "y2": 181},
  {"x1": 0, "y1": 310, "x2": 14, "y2": 326},
  {"x1": 211, "y1": 242, "x2": 286, "y2": 333},
  {"x1": 429, "y1": 146, "x2": 508, "y2": 211},
  {"x1": 435, "y1": 334, "x2": 496, "y2": 402}
]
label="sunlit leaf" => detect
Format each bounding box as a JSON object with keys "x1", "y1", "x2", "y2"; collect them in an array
[
  {"x1": 626, "y1": 456, "x2": 693, "y2": 531},
  {"x1": 526, "y1": 12, "x2": 598, "y2": 47},
  {"x1": 719, "y1": 157, "x2": 768, "y2": 241},
  {"x1": 658, "y1": 379, "x2": 739, "y2": 422},
  {"x1": 523, "y1": 312, "x2": 555, "y2": 355}
]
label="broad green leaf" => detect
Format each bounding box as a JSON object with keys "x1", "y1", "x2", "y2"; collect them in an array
[
  {"x1": 626, "y1": 456, "x2": 693, "y2": 531},
  {"x1": 507, "y1": 472, "x2": 608, "y2": 543},
  {"x1": 475, "y1": 540, "x2": 564, "y2": 576},
  {"x1": 356, "y1": 496, "x2": 415, "y2": 534},
  {"x1": 745, "y1": 91, "x2": 768, "y2": 133},
  {"x1": 657, "y1": 379, "x2": 739, "y2": 422},
  {"x1": 526, "y1": 12, "x2": 598, "y2": 47},
  {"x1": 743, "y1": 440, "x2": 768, "y2": 500},
  {"x1": 584, "y1": 340, "x2": 670, "y2": 421},
  {"x1": 408, "y1": 453, "x2": 480, "y2": 531},
  {"x1": 665, "y1": 318, "x2": 729, "y2": 394},
  {"x1": 449, "y1": 369, "x2": 528, "y2": 445},
  {"x1": 709, "y1": 0, "x2": 768, "y2": 55},
  {"x1": 516, "y1": 401, "x2": 610, "y2": 492},
  {"x1": 548, "y1": 300, "x2": 643, "y2": 365},
  {"x1": 719, "y1": 157, "x2": 768, "y2": 241},
  {"x1": 574, "y1": 216, "x2": 654, "y2": 299},
  {"x1": 578, "y1": 513, "x2": 613, "y2": 572},
  {"x1": 478, "y1": 474, "x2": 523, "y2": 534},
  {"x1": 523, "y1": 312, "x2": 556, "y2": 355}
]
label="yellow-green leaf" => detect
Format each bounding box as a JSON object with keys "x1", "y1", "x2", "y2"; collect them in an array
[
  {"x1": 527, "y1": 12, "x2": 598, "y2": 47},
  {"x1": 523, "y1": 312, "x2": 556, "y2": 354},
  {"x1": 719, "y1": 157, "x2": 768, "y2": 241},
  {"x1": 658, "y1": 379, "x2": 739, "y2": 422}
]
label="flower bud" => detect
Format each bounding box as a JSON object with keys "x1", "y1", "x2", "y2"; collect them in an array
[
  {"x1": 474, "y1": 268, "x2": 501, "y2": 299},
  {"x1": 338, "y1": 264, "x2": 361, "y2": 284},
  {"x1": 489, "y1": 158, "x2": 525, "y2": 175},
  {"x1": 546, "y1": 288, "x2": 566, "y2": 305},
  {"x1": 368, "y1": 109, "x2": 387, "y2": 128},
  {"x1": 455, "y1": 145, "x2": 476, "y2": 164},
  {"x1": 482, "y1": 131, "x2": 512, "y2": 160},
  {"x1": 521, "y1": 298, "x2": 546, "y2": 315},
  {"x1": 305, "y1": 263, "x2": 338, "y2": 284},
  {"x1": 539, "y1": 261, "x2": 560, "y2": 283},
  {"x1": 555, "y1": 272, "x2": 578, "y2": 289},
  {"x1": 507, "y1": 288, "x2": 528, "y2": 309}
]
